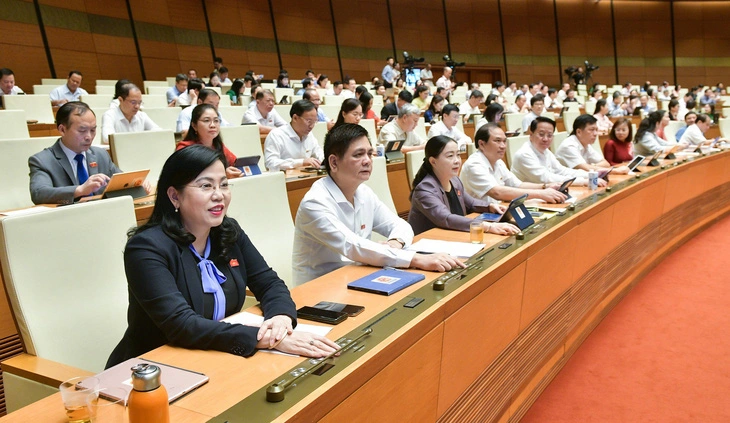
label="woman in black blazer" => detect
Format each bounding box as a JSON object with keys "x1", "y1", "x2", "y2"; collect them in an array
[{"x1": 107, "y1": 146, "x2": 338, "y2": 367}]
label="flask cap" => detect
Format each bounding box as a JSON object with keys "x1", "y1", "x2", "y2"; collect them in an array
[{"x1": 130, "y1": 363, "x2": 161, "y2": 392}]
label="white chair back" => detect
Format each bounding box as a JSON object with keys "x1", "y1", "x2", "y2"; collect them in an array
[
  {"x1": 312, "y1": 122, "x2": 328, "y2": 149},
  {"x1": 95, "y1": 86, "x2": 115, "y2": 95},
  {"x1": 585, "y1": 101, "x2": 596, "y2": 115},
  {"x1": 219, "y1": 125, "x2": 266, "y2": 171},
  {"x1": 720, "y1": 118, "x2": 730, "y2": 139},
  {"x1": 143, "y1": 81, "x2": 169, "y2": 94},
  {"x1": 363, "y1": 157, "x2": 396, "y2": 214},
  {"x1": 550, "y1": 131, "x2": 568, "y2": 154},
  {"x1": 274, "y1": 88, "x2": 294, "y2": 104},
  {"x1": 324, "y1": 95, "x2": 344, "y2": 107},
  {"x1": 0, "y1": 110, "x2": 30, "y2": 140},
  {"x1": 146, "y1": 86, "x2": 169, "y2": 96},
  {"x1": 95, "y1": 79, "x2": 117, "y2": 86},
  {"x1": 592, "y1": 137, "x2": 604, "y2": 160},
  {"x1": 506, "y1": 135, "x2": 530, "y2": 169},
  {"x1": 219, "y1": 106, "x2": 247, "y2": 126},
  {"x1": 41, "y1": 78, "x2": 66, "y2": 85},
  {"x1": 319, "y1": 105, "x2": 341, "y2": 121},
  {"x1": 405, "y1": 149, "x2": 426, "y2": 190},
  {"x1": 218, "y1": 95, "x2": 231, "y2": 107},
  {"x1": 664, "y1": 120, "x2": 685, "y2": 143},
  {"x1": 359, "y1": 119, "x2": 377, "y2": 147},
  {"x1": 505, "y1": 113, "x2": 525, "y2": 132},
  {"x1": 227, "y1": 173, "x2": 295, "y2": 287},
  {"x1": 109, "y1": 130, "x2": 176, "y2": 184},
  {"x1": 563, "y1": 110, "x2": 580, "y2": 134},
  {"x1": 31, "y1": 85, "x2": 55, "y2": 95},
  {"x1": 143, "y1": 107, "x2": 180, "y2": 132},
  {"x1": 2, "y1": 95, "x2": 55, "y2": 124},
  {"x1": 141, "y1": 95, "x2": 167, "y2": 109},
  {"x1": 0, "y1": 136, "x2": 57, "y2": 210},
  {"x1": 415, "y1": 117, "x2": 428, "y2": 140},
  {"x1": 80, "y1": 94, "x2": 113, "y2": 110},
  {"x1": 274, "y1": 105, "x2": 292, "y2": 122},
  {"x1": 0, "y1": 197, "x2": 136, "y2": 372}
]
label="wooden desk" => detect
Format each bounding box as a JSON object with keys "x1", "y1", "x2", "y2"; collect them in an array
[
  {"x1": 27, "y1": 123, "x2": 58, "y2": 138},
  {"x1": 6, "y1": 150, "x2": 730, "y2": 422}
]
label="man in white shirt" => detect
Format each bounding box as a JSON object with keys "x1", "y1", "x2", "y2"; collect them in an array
[
  {"x1": 460, "y1": 123, "x2": 567, "y2": 203},
  {"x1": 420, "y1": 63, "x2": 433, "y2": 87},
  {"x1": 427, "y1": 104, "x2": 471, "y2": 147},
  {"x1": 555, "y1": 114, "x2": 624, "y2": 175},
  {"x1": 327, "y1": 81, "x2": 343, "y2": 96},
  {"x1": 49, "y1": 70, "x2": 88, "y2": 106},
  {"x1": 176, "y1": 89, "x2": 231, "y2": 137},
  {"x1": 680, "y1": 113, "x2": 726, "y2": 145},
  {"x1": 166, "y1": 74, "x2": 188, "y2": 106},
  {"x1": 557, "y1": 83, "x2": 570, "y2": 102},
  {"x1": 264, "y1": 100, "x2": 324, "y2": 171},
  {"x1": 292, "y1": 124, "x2": 462, "y2": 285},
  {"x1": 176, "y1": 78, "x2": 203, "y2": 107},
  {"x1": 242, "y1": 89, "x2": 287, "y2": 134},
  {"x1": 377, "y1": 103, "x2": 425, "y2": 153},
  {"x1": 507, "y1": 94, "x2": 527, "y2": 114},
  {"x1": 0, "y1": 68, "x2": 24, "y2": 96},
  {"x1": 458, "y1": 89, "x2": 483, "y2": 116},
  {"x1": 101, "y1": 84, "x2": 160, "y2": 144},
  {"x1": 511, "y1": 117, "x2": 593, "y2": 186},
  {"x1": 341, "y1": 77, "x2": 357, "y2": 99},
  {"x1": 521, "y1": 94, "x2": 545, "y2": 134},
  {"x1": 302, "y1": 88, "x2": 334, "y2": 130},
  {"x1": 436, "y1": 67, "x2": 453, "y2": 98}
]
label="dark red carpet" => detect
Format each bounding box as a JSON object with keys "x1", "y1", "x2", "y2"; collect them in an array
[{"x1": 521, "y1": 215, "x2": 730, "y2": 422}]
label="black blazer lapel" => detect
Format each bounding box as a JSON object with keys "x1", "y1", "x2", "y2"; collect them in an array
[{"x1": 180, "y1": 247, "x2": 206, "y2": 316}]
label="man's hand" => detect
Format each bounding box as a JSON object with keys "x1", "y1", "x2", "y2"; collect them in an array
[
  {"x1": 302, "y1": 158, "x2": 321, "y2": 168},
  {"x1": 74, "y1": 173, "x2": 110, "y2": 198}
]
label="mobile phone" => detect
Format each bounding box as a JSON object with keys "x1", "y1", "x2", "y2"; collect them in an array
[
  {"x1": 313, "y1": 301, "x2": 365, "y2": 317},
  {"x1": 297, "y1": 306, "x2": 348, "y2": 325}
]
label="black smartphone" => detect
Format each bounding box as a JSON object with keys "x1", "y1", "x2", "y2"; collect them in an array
[
  {"x1": 297, "y1": 306, "x2": 348, "y2": 325},
  {"x1": 313, "y1": 301, "x2": 365, "y2": 317}
]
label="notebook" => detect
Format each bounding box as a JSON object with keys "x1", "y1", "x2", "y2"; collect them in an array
[
  {"x1": 347, "y1": 269, "x2": 425, "y2": 296},
  {"x1": 77, "y1": 358, "x2": 209, "y2": 404}
]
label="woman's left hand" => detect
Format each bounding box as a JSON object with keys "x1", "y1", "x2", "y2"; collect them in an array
[
  {"x1": 226, "y1": 166, "x2": 243, "y2": 179},
  {"x1": 257, "y1": 315, "x2": 293, "y2": 348},
  {"x1": 489, "y1": 203, "x2": 506, "y2": 214}
]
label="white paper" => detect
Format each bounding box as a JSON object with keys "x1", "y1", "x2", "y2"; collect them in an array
[
  {"x1": 0, "y1": 206, "x2": 53, "y2": 217},
  {"x1": 407, "y1": 238, "x2": 485, "y2": 258}
]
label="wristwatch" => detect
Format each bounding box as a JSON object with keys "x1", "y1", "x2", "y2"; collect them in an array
[{"x1": 388, "y1": 238, "x2": 406, "y2": 248}]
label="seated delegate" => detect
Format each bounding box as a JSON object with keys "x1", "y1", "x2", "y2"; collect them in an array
[
  {"x1": 292, "y1": 124, "x2": 463, "y2": 285},
  {"x1": 408, "y1": 135, "x2": 520, "y2": 236},
  {"x1": 107, "y1": 146, "x2": 339, "y2": 368},
  {"x1": 101, "y1": 83, "x2": 160, "y2": 144},
  {"x1": 176, "y1": 104, "x2": 242, "y2": 179}
]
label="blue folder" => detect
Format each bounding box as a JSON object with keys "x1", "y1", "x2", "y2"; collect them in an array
[{"x1": 347, "y1": 269, "x2": 425, "y2": 296}]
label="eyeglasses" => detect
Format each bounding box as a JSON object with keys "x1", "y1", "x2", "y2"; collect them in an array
[
  {"x1": 126, "y1": 100, "x2": 143, "y2": 107},
  {"x1": 298, "y1": 117, "x2": 317, "y2": 126},
  {"x1": 187, "y1": 181, "x2": 229, "y2": 193},
  {"x1": 535, "y1": 132, "x2": 554, "y2": 139},
  {"x1": 199, "y1": 118, "x2": 221, "y2": 126}
]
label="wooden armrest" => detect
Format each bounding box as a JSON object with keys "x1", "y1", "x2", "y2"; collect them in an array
[{"x1": 1, "y1": 354, "x2": 94, "y2": 387}]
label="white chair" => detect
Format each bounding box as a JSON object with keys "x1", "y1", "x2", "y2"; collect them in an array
[
  {"x1": 324, "y1": 95, "x2": 344, "y2": 107},
  {"x1": 143, "y1": 81, "x2": 169, "y2": 94},
  {"x1": 80, "y1": 94, "x2": 113, "y2": 110},
  {"x1": 0, "y1": 136, "x2": 57, "y2": 210},
  {"x1": 31, "y1": 85, "x2": 55, "y2": 95},
  {"x1": 227, "y1": 173, "x2": 295, "y2": 287},
  {"x1": 219, "y1": 125, "x2": 266, "y2": 171},
  {"x1": 550, "y1": 131, "x2": 568, "y2": 154},
  {"x1": 719, "y1": 118, "x2": 730, "y2": 139},
  {"x1": 274, "y1": 105, "x2": 292, "y2": 122},
  {"x1": 0, "y1": 110, "x2": 30, "y2": 140},
  {"x1": 405, "y1": 149, "x2": 426, "y2": 190},
  {"x1": 664, "y1": 120, "x2": 685, "y2": 143},
  {"x1": 505, "y1": 113, "x2": 525, "y2": 132},
  {"x1": 364, "y1": 156, "x2": 396, "y2": 214},
  {"x1": 166, "y1": 77, "x2": 177, "y2": 86},
  {"x1": 95, "y1": 85, "x2": 115, "y2": 95},
  {"x1": 359, "y1": 119, "x2": 377, "y2": 147},
  {"x1": 219, "y1": 106, "x2": 247, "y2": 126},
  {"x1": 592, "y1": 137, "x2": 604, "y2": 160},
  {"x1": 319, "y1": 105, "x2": 341, "y2": 121},
  {"x1": 218, "y1": 95, "x2": 231, "y2": 107},
  {"x1": 95, "y1": 79, "x2": 117, "y2": 86},
  {"x1": 274, "y1": 88, "x2": 294, "y2": 104},
  {"x1": 563, "y1": 110, "x2": 580, "y2": 134},
  {"x1": 584, "y1": 101, "x2": 596, "y2": 115},
  {"x1": 141, "y1": 95, "x2": 167, "y2": 109},
  {"x1": 146, "y1": 86, "x2": 169, "y2": 96},
  {"x1": 109, "y1": 130, "x2": 176, "y2": 184},
  {"x1": 415, "y1": 117, "x2": 428, "y2": 141},
  {"x1": 143, "y1": 107, "x2": 180, "y2": 132},
  {"x1": 2, "y1": 95, "x2": 55, "y2": 124},
  {"x1": 40, "y1": 78, "x2": 66, "y2": 85},
  {"x1": 506, "y1": 135, "x2": 530, "y2": 169},
  {"x1": 312, "y1": 122, "x2": 328, "y2": 149},
  {"x1": 260, "y1": 82, "x2": 276, "y2": 90},
  {"x1": 0, "y1": 197, "x2": 136, "y2": 411}
]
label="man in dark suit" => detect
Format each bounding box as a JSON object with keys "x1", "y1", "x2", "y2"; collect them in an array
[
  {"x1": 29, "y1": 101, "x2": 122, "y2": 205},
  {"x1": 380, "y1": 89, "x2": 413, "y2": 121}
]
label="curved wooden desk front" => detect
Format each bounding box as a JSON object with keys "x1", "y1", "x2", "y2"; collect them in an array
[{"x1": 4, "y1": 150, "x2": 730, "y2": 422}]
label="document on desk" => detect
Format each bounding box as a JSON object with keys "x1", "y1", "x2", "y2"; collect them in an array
[
  {"x1": 524, "y1": 198, "x2": 572, "y2": 212},
  {"x1": 407, "y1": 239, "x2": 485, "y2": 258},
  {"x1": 223, "y1": 312, "x2": 332, "y2": 356},
  {"x1": 0, "y1": 206, "x2": 53, "y2": 217}
]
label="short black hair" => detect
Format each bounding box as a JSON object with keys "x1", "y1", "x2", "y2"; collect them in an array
[
  {"x1": 398, "y1": 90, "x2": 413, "y2": 102},
  {"x1": 256, "y1": 89, "x2": 274, "y2": 100},
  {"x1": 333, "y1": 81, "x2": 343, "y2": 87},
  {"x1": 302, "y1": 77, "x2": 313, "y2": 88},
  {"x1": 214, "y1": 56, "x2": 223, "y2": 63},
  {"x1": 68, "y1": 70, "x2": 83, "y2": 79},
  {"x1": 323, "y1": 123, "x2": 370, "y2": 173},
  {"x1": 530, "y1": 94, "x2": 545, "y2": 106},
  {"x1": 218, "y1": 66, "x2": 228, "y2": 74},
  {"x1": 302, "y1": 88, "x2": 318, "y2": 101},
  {"x1": 441, "y1": 103, "x2": 459, "y2": 116},
  {"x1": 493, "y1": 81, "x2": 504, "y2": 88},
  {"x1": 56, "y1": 101, "x2": 94, "y2": 128},
  {"x1": 290, "y1": 99, "x2": 316, "y2": 117},
  {"x1": 530, "y1": 116, "x2": 556, "y2": 133},
  {"x1": 199, "y1": 88, "x2": 220, "y2": 103},
  {"x1": 118, "y1": 83, "x2": 141, "y2": 99},
  {"x1": 469, "y1": 89, "x2": 484, "y2": 99},
  {"x1": 175, "y1": 73, "x2": 188, "y2": 82},
  {"x1": 474, "y1": 123, "x2": 501, "y2": 149},
  {"x1": 1, "y1": 68, "x2": 15, "y2": 77},
  {"x1": 571, "y1": 114, "x2": 598, "y2": 135},
  {"x1": 188, "y1": 78, "x2": 204, "y2": 92}
]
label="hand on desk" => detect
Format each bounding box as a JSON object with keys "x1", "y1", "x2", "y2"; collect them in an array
[
  {"x1": 540, "y1": 188, "x2": 567, "y2": 203},
  {"x1": 74, "y1": 173, "x2": 110, "y2": 198},
  {"x1": 257, "y1": 315, "x2": 293, "y2": 348},
  {"x1": 273, "y1": 332, "x2": 340, "y2": 358},
  {"x1": 302, "y1": 157, "x2": 322, "y2": 168},
  {"x1": 486, "y1": 222, "x2": 521, "y2": 235},
  {"x1": 411, "y1": 252, "x2": 466, "y2": 273},
  {"x1": 488, "y1": 203, "x2": 506, "y2": 215},
  {"x1": 226, "y1": 166, "x2": 243, "y2": 179}
]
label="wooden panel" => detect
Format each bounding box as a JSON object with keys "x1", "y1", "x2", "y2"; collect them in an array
[
  {"x1": 573, "y1": 206, "x2": 614, "y2": 280},
  {"x1": 446, "y1": 0, "x2": 503, "y2": 57},
  {"x1": 320, "y1": 324, "x2": 443, "y2": 423},
  {"x1": 438, "y1": 262, "x2": 524, "y2": 415},
  {"x1": 609, "y1": 187, "x2": 644, "y2": 250}
]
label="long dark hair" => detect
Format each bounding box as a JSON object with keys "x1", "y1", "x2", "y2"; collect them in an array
[
  {"x1": 130, "y1": 145, "x2": 238, "y2": 261},
  {"x1": 609, "y1": 117, "x2": 633, "y2": 143},
  {"x1": 334, "y1": 98, "x2": 362, "y2": 127},
  {"x1": 410, "y1": 135, "x2": 456, "y2": 199},
  {"x1": 427, "y1": 94, "x2": 445, "y2": 117},
  {"x1": 359, "y1": 91, "x2": 373, "y2": 116},
  {"x1": 634, "y1": 110, "x2": 665, "y2": 144},
  {"x1": 183, "y1": 104, "x2": 228, "y2": 165},
  {"x1": 483, "y1": 102, "x2": 504, "y2": 123}
]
